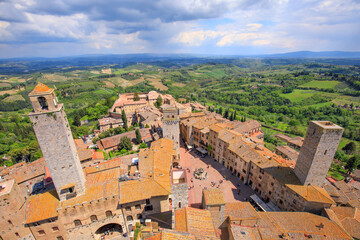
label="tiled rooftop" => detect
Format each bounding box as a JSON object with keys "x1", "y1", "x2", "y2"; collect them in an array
[
  {"x1": 25, "y1": 189, "x2": 59, "y2": 224},
  {"x1": 203, "y1": 189, "x2": 225, "y2": 206},
  {"x1": 224, "y1": 202, "x2": 260, "y2": 220},
  {"x1": 29, "y1": 82, "x2": 53, "y2": 96},
  {"x1": 286, "y1": 184, "x2": 335, "y2": 204},
  {"x1": 175, "y1": 207, "x2": 217, "y2": 239}
]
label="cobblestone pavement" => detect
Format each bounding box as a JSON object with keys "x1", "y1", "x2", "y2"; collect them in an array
[{"x1": 179, "y1": 143, "x2": 255, "y2": 206}]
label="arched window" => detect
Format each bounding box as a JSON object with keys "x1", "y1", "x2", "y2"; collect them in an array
[
  {"x1": 178, "y1": 202, "x2": 181, "y2": 208},
  {"x1": 127, "y1": 215, "x2": 133, "y2": 221},
  {"x1": 105, "y1": 211, "x2": 112, "y2": 218},
  {"x1": 90, "y1": 215, "x2": 97, "y2": 222},
  {"x1": 74, "y1": 220, "x2": 82, "y2": 227},
  {"x1": 38, "y1": 97, "x2": 48, "y2": 110}
]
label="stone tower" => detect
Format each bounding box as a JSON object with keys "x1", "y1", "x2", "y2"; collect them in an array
[
  {"x1": 294, "y1": 121, "x2": 343, "y2": 187},
  {"x1": 28, "y1": 83, "x2": 85, "y2": 201},
  {"x1": 162, "y1": 105, "x2": 180, "y2": 159}
]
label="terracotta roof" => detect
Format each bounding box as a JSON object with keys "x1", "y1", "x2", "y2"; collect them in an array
[
  {"x1": 77, "y1": 149, "x2": 92, "y2": 161},
  {"x1": 29, "y1": 82, "x2": 53, "y2": 96},
  {"x1": 145, "y1": 231, "x2": 195, "y2": 240},
  {"x1": 0, "y1": 179, "x2": 15, "y2": 196},
  {"x1": 6, "y1": 158, "x2": 46, "y2": 184},
  {"x1": 25, "y1": 189, "x2": 59, "y2": 224},
  {"x1": 325, "y1": 206, "x2": 360, "y2": 238},
  {"x1": 97, "y1": 128, "x2": 151, "y2": 150},
  {"x1": 255, "y1": 212, "x2": 352, "y2": 239},
  {"x1": 275, "y1": 145, "x2": 299, "y2": 161},
  {"x1": 224, "y1": 202, "x2": 260, "y2": 220},
  {"x1": 175, "y1": 207, "x2": 217, "y2": 239},
  {"x1": 233, "y1": 120, "x2": 261, "y2": 134},
  {"x1": 119, "y1": 179, "x2": 169, "y2": 204},
  {"x1": 286, "y1": 184, "x2": 335, "y2": 204},
  {"x1": 92, "y1": 150, "x2": 105, "y2": 160},
  {"x1": 74, "y1": 139, "x2": 86, "y2": 150},
  {"x1": 203, "y1": 189, "x2": 225, "y2": 206}
]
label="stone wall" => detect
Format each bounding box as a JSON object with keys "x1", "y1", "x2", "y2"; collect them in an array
[
  {"x1": 29, "y1": 105, "x2": 85, "y2": 201},
  {"x1": 294, "y1": 121, "x2": 343, "y2": 187}
]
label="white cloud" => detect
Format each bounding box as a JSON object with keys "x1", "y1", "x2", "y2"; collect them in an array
[{"x1": 172, "y1": 30, "x2": 224, "y2": 46}]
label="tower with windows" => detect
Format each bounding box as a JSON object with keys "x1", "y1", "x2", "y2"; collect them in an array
[
  {"x1": 162, "y1": 105, "x2": 180, "y2": 159},
  {"x1": 28, "y1": 83, "x2": 85, "y2": 201},
  {"x1": 294, "y1": 121, "x2": 343, "y2": 187}
]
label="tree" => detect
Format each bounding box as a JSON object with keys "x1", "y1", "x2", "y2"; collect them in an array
[
  {"x1": 233, "y1": 111, "x2": 237, "y2": 121},
  {"x1": 223, "y1": 109, "x2": 229, "y2": 119},
  {"x1": 73, "y1": 114, "x2": 81, "y2": 127},
  {"x1": 135, "y1": 129, "x2": 142, "y2": 144},
  {"x1": 134, "y1": 92, "x2": 140, "y2": 101},
  {"x1": 345, "y1": 155, "x2": 360, "y2": 175},
  {"x1": 342, "y1": 142, "x2": 356, "y2": 154},
  {"x1": 122, "y1": 109, "x2": 128, "y2": 130},
  {"x1": 155, "y1": 95, "x2": 163, "y2": 108},
  {"x1": 119, "y1": 137, "x2": 132, "y2": 151}
]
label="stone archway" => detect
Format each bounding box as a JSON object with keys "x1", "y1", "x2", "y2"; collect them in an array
[{"x1": 95, "y1": 223, "x2": 123, "y2": 240}]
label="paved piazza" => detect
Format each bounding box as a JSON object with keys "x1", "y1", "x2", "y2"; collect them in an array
[{"x1": 178, "y1": 142, "x2": 255, "y2": 207}]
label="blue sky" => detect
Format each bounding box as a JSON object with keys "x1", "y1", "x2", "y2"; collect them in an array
[{"x1": 0, "y1": 0, "x2": 359, "y2": 58}]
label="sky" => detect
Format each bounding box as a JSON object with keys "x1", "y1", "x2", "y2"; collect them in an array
[{"x1": 0, "y1": 0, "x2": 360, "y2": 58}]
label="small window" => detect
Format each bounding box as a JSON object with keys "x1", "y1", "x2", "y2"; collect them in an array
[
  {"x1": 90, "y1": 215, "x2": 97, "y2": 222},
  {"x1": 15, "y1": 232, "x2": 20, "y2": 237},
  {"x1": 52, "y1": 227, "x2": 59, "y2": 232},
  {"x1": 57, "y1": 236, "x2": 64, "y2": 240},
  {"x1": 145, "y1": 205, "x2": 153, "y2": 211},
  {"x1": 127, "y1": 215, "x2": 133, "y2": 221},
  {"x1": 125, "y1": 207, "x2": 131, "y2": 211},
  {"x1": 146, "y1": 199, "x2": 150, "y2": 205},
  {"x1": 137, "y1": 214, "x2": 142, "y2": 219},
  {"x1": 293, "y1": 200, "x2": 296, "y2": 204},
  {"x1": 135, "y1": 205, "x2": 141, "y2": 210},
  {"x1": 8, "y1": 220, "x2": 12, "y2": 224},
  {"x1": 68, "y1": 187, "x2": 74, "y2": 193},
  {"x1": 268, "y1": 191, "x2": 272, "y2": 195},
  {"x1": 324, "y1": 150, "x2": 327, "y2": 155},
  {"x1": 74, "y1": 220, "x2": 82, "y2": 227},
  {"x1": 279, "y1": 200, "x2": 283, "y2": 204},
  {"x1": 105, "y1": 211, "x2": 112, "y2": 218},
  {"x1": 271, "y1": 182, "x2": 274, "y2": 186},
  {"x1": 178, "y1": 202, "x2": 181, "y2": 208},
  {"x1": 38, "y1": 230, "x2": 45, "y2": 236},
  {"x1": 38, "y1": 97, "x2": 48, "y2": 110}
]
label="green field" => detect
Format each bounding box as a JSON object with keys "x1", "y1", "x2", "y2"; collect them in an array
[
  {"x1": 299, "y1": 80, "x2": 341, "y2": 89},
  {"x1": 280, "y1": 89, "x2": 318, "y2": 102}
]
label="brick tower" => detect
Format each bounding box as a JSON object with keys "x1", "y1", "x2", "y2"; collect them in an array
[
  {"x1": 28, "y1": 83, "x2": 85, "y2": 201},
  {"x1": 294, "y1": 121, "x2": 343, "y2": 187},
  {"x1": 162, "y1": 105, "x2": 180, "y2": 159}
]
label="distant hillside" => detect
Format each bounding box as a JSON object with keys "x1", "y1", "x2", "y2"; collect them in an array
[
  {"x1": 1, "y1": 52, "x2": 360, "y2": 74},
  {"x1": 260, "y1": 51, "x2": 360, "y2": 59}
]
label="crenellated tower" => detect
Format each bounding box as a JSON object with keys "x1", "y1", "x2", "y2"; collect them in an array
[{"x1": 28, "y1": 83, "x2": 85, "y2": 201}]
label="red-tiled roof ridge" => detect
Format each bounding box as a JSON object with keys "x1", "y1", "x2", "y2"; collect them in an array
[{"x1": 30, "y1": 82, "x2": 53, "y2": 95}]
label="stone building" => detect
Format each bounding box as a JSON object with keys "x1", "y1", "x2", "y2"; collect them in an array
[
  {"x1": 162, "y1": 105, "x2": 180, "y2": 160},
  {"x1": 180, "y1": 117, "x2": 340, "y2": 214},
  {"x1": 0, "y1": 83, "x2": 176, "y2": 240},
  {"x1": 294, "y1": 121, "x2": 344, "y2": 187},
  {"x1": 144, "y1": 189, "x2": 352, "y2": 240},
  {"x1": 171, "y1": 169, "x2": 188, "y2": 211},
  {"x1": 0, "y1": 179, "x2": 34, "y2": 240},
  {"x1": 28, "y1": 83, "x2": 86, "y2": 201}
]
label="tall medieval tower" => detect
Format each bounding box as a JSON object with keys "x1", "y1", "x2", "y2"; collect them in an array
[
  {"x1": 294, "y1": 121, "x2": 343, "y2": 187},
  {"x1": 28, "y1": 83, "x2": 85, "y2": 201},
  {"x1": 162, "y1": 105, "x2": 180, "y2": 159}
]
